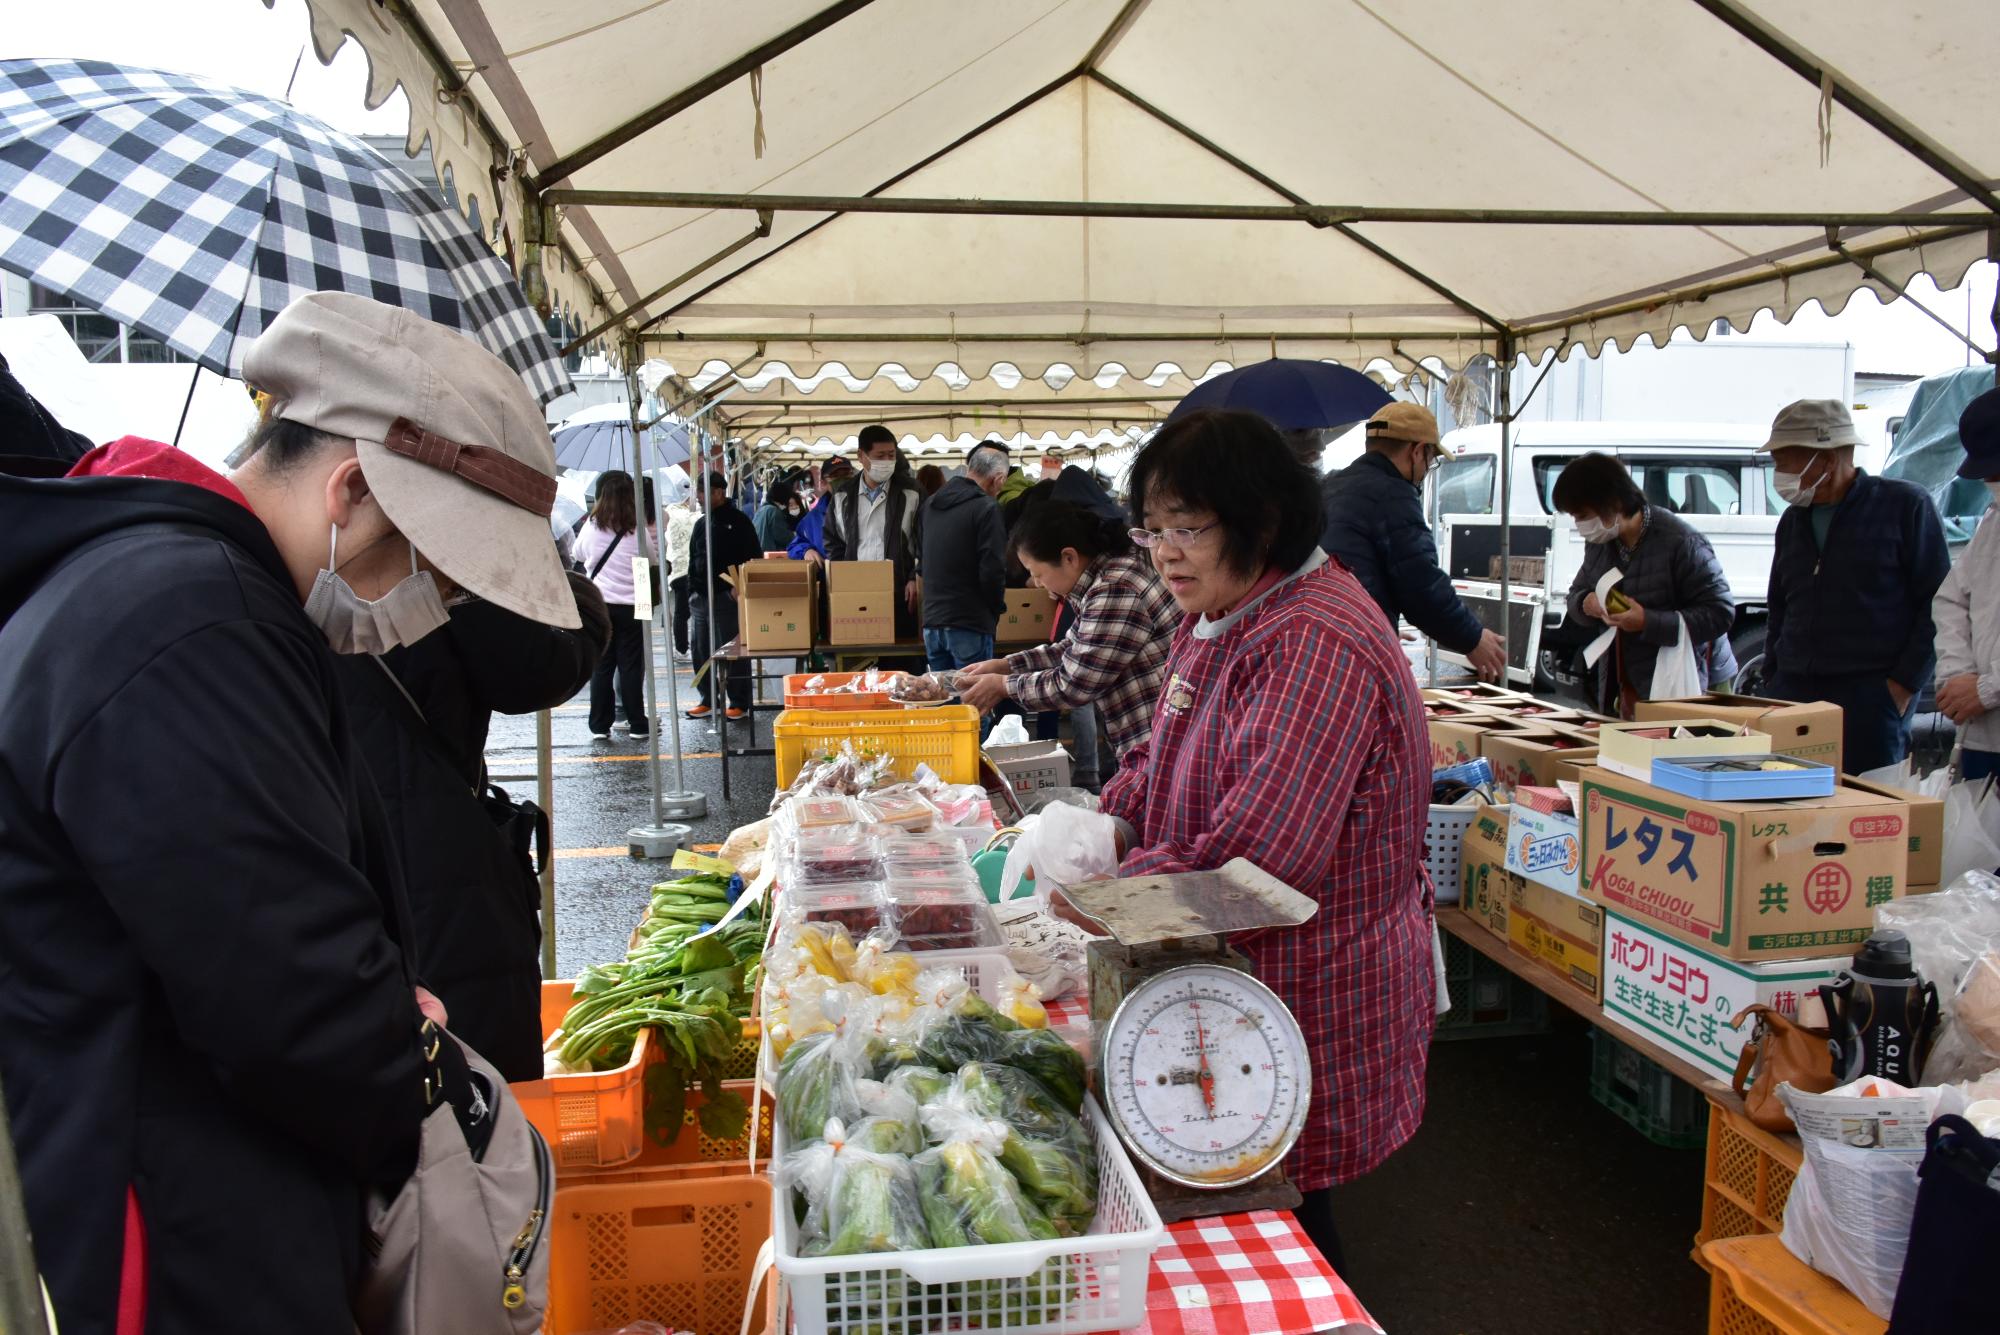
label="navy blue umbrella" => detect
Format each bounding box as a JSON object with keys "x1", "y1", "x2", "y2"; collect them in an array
[{"x1": 1167, "y1": 358, "x2": 1391, "y2": 431}]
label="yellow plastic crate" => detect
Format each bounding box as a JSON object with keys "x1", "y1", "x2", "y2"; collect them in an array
[{"x1": 773, "y1": 704, "x2": 982, "y2": 786}]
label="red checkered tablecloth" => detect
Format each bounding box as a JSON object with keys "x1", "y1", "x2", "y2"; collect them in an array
[
  {"x1": 1043, "y1": 992, "x2": 1091, "y2": 1027},
  {"x1": 1124, "y1": 1210, "x2": 1381, "y2": 1335}
]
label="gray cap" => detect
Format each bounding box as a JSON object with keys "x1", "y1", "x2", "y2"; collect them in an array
[{"x1": 1758, "y1": 398, "x2": 1861, "y2": 453}]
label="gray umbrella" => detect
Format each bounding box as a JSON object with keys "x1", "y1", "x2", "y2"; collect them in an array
[{"x1": 551, "y1": 401, "x2": 692, "y2": 471}]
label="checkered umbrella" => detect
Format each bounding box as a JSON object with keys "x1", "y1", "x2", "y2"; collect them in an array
[{"x1": 0, "y1": 59, "x2": 572, "y2": 405}]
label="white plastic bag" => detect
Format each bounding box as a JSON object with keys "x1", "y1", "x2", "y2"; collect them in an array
[
  {"x1": 1648, "y1": 613, "x2": 1704, "y2": 699},
  {"x1": 1938, "y1": 779, "x2": 2000, "y2": 888},
  {"x1": 998, "y1": 802, "x2": 1120, "y2": 904},
  {"x1": 986, "y1": 714, "x2": 1031, "y2": 747}
]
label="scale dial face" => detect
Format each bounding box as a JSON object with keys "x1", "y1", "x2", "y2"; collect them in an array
[{"x1": 1101, "y1": 963, "x2": 1311, "y2": 1190}]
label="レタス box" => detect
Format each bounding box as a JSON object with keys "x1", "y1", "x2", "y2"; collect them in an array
[
  {"x1": 1844, "y1": 776, "x2": 1945, "y2": 889},
  {"x1": 1578, "y1": 767, "x2": 1910, "y2": 962},
  {"x1": 1633, "y1": 695, "x2": 1843, "y2": 771},
  {"x1": 1600, "y1": 912, "x2": 1846, "y2": 1081}
]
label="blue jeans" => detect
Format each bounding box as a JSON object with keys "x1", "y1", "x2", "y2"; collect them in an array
[{"x1": 923, "y1": 627, "x2": 994, "y2": 672}]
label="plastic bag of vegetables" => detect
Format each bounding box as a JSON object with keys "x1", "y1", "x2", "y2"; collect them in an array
[
  {"x1": 926, "y1": 1064, "x2": 1098, "y2": 1235},
  {"x1": 776, "y1": 1023, "x2": 866, "y2": 1144},
  {"x1": 846, "y1": 1078, "x2": 923, "y2": 1155},
  {"x1": 998, "y1": 1026, "x2": 1087, "y2": 1116},
  {"x1": 911, "y1": 1110, "x2": 1061, "y2": 1250},
  {"x1": 779, "y1": 1118, "x2": 930, "y2": 1257}
]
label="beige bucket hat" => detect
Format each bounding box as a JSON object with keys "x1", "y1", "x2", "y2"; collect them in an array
[
  {"x1": 243, "y1": 292, "x2": 578, "y2": 629},
  {"x1": 1365, "y1": 401, "x2": 1446, "y2": 459},
  {"x1": 1758, "y1": 399, "x2": 1862, "y2": 453}
]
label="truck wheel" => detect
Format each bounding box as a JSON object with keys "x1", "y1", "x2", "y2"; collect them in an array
[{"x1": 1731, "y1": 622, "x2": 1767, "y2": 695}]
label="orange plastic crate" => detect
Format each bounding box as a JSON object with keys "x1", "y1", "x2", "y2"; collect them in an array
[
  {"x1": 1701, "y1": 1236, "x2": 1885, "y2": 1335},
  {"x1": 515, "y1": 981, "x2": 653, "y2": 1170},
  {"x1": 783, "y1": 670, "x2": 905, "y2": 710},
  {"x1": 545, "y1": 1172, "x2": 774, "y2": 1335},
  {"x1": 1697, "y1": 1100, "x2": 1802, "y2": 1253}
]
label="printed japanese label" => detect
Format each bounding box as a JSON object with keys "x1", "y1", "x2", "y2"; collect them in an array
[{"x1": 1584, "y1": 784, "x2": 1734, "y2": 944}]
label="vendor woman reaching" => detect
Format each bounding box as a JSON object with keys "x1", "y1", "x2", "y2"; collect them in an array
[
  {"x1": 957, "y1": 500, "x2": 1179, "y2": 762},
  {"x1": 1098, "y1": 409, "x2": 1436, "y2": 1270}
]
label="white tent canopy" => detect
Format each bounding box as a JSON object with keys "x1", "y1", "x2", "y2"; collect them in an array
[{"x1": 295, "y1": 0, "x2": 1999, "y2": 384}]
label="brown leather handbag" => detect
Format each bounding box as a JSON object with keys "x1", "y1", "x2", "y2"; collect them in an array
[{"x1": 1730, "y1": 1003, "x2": 1836, "y2": 1133}]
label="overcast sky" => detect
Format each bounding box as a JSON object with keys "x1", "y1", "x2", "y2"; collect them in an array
[{"x1": 9, "y1": 0, "x2": 1997, "y2": 380}]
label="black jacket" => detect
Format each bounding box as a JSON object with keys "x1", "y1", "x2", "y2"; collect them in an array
[
  {"x1": 689, "y1": 502, "x2": 767, "y2": 605},
  {"x1": 1319, "y1": 451, "x2": 1484, "y2": 653},
  {"x1": 335, "y1": 576, "x2": 606, "y2": 1079},
  {"x1": 0, "y1": 351, "x2": 90, "y2": 478},
  {"x1": 1564, "y1": 504, "x2": 1738, "y2": 709},
  {"x1": 921, "y1": 476, "x2": 1008, "y2": 634},
  {"x1": 825, "y1": 473, "x2": 925, "y2": 633},
  {"x1": 1764, "y1": 470, "x2": 1950, "y2": 690},
  {"x1": 0, "y1": 469, "x2": 429, "y2": 1335}
]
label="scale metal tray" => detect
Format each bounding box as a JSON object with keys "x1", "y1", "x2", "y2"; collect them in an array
[{"x1": 1062, "y1": 858, "x2": 1317, "y2": 946}]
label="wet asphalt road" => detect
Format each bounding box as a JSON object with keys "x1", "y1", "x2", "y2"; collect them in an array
[{"x1": 488, "y1": 643, "x2": 1707, "y2": 1334}]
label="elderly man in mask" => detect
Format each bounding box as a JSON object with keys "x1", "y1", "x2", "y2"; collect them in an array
[
  {"x1": 0, "y1": 292, "x2": 578, "y2": 1334},
  {"x1": 1760, "y1": 398, "x2": 1949, "y2": 774}
]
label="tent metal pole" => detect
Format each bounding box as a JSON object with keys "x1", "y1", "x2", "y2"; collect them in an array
[
  {"x1": 1990, "y1": 230, "x2": 2000, "y2": 365},
  {"x1": 1827, "y1": 235, "x2": 1993, "y2": 360},
  {"x1": 1087, "y1": 71, "x2": 1506, "y2": 332},
  {"x1": 645, "y1": 328, "x2": 1492, "y2": 345},
  {"x1": 536, "y1": 707, "x2": 556, "y2": 978},
  {"x1": 649, "y1": 444, "x2": 705, "y2": 821},
  {"x1": 1496, "y1": 336, "x2": 1516, "y2": 683},
  {"x1": 547, "y1": 189, "x2": 1994, "y2": 230},
  {"x1": 534, "y1": 0, "x2": 882, "y2": 188},
  {"x1": 725, "y1": 394, "x2": 1178, "y2": 408},
  {"x1": 1686, "y1": 0, "x2": 2000, "y2": 214},
  {"x1": 564, "y1": 216, "x2": 772, "y2": 355},
  {"x1": 623, "y1": 344, "x2": 690, "y2": 857}
]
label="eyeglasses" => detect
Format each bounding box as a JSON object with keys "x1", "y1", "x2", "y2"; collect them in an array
[{"x1": 1128, "y1": 521, "x2": 1219, "y2": 551}]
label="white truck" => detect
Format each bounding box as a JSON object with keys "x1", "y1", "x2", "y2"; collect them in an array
[{"x1": 1428, "y1": 421, "x2": 1782, "y2": 694}]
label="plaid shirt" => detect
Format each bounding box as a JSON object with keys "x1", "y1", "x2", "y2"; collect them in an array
[
  {"x1": 1004, "y1": 551, "x2": 1179, "y2": 757},
  {"x1": 1101, "y1": 558, "x2": 1436, "y2": 1191}
]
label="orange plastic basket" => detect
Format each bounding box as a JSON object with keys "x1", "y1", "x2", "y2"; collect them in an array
[
  {"x1": 1697, "y1": 1100, "x2": 1803, "y2": 1253},
  {"x1": 546, "y1": 1172, "x2": 774, "y2": 1335},
  {"x1": 1700, "y1": 1235, "x2": 1885, "y2": 1335},
  {"x1": 783, "y1": 670, "x2": 905, "y2": 710},
  {"x1": 513, "y1": 981, "x2": 654, "y2": 1170}
]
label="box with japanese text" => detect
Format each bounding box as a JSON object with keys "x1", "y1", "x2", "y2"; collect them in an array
[
  {"x1": 826, "y1": 560, "x2": 896, "y2": 645},
  {"x1": 1843, "y1": 776, "x2": 1944, "y2": 889},
  {"x1": 1633, "y1": 695, "x2": 1843, "y2": 771},
  {"x1": 1481, "y1": 725, "x2": 1599, "y2": 795},
  {"x1": 1426, "y1": 703, "x2": 1506, "y2": 770},
  {"x1": 1578, "y1": 767, "x2": 1909, "y2": 962},
  {"x1": 1459, "y1": 805, "x2": 1513, "y2": 940},
  {"x1": 998, "y1": 586, "x2": 1056, "y2": 644},
  {"x1": 1596, "y1": 720, "x2": 1771, "y2": 782},
  {"x1": 735, "y1": 559, "x2": 816, "y2": 651},
  {"x1": 1508, "y1": 877, "x2": 1604, "y2": 1003},
  {"x1": 1600, "y1": 912, "x2": 1847, "y2": 1081},
  {"x1": 1505, "y1": 800, "x2": 1583, "y2": 895}
]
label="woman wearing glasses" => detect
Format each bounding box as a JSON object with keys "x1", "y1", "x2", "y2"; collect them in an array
[
  {"x1": 957, "y1": 500, "x2": 1179, "y2": 767},
  {"x1": 1096, "y1": 409, "x2": 1438, "y2": 1274}
]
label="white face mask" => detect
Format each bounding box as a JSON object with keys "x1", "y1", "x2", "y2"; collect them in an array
[
  {"x1": 1772, "y1": 467, "x2": 1820, "y2": 507},
  {"x1": 1574, "y1": 514, "x2": 1618, "y2": 545},
  {"x1": 865, "y1": 459, "x2": 896, "y2": 485},
  {"x1": 303, "y1": 524, "x2": 451, "y2": 655}
]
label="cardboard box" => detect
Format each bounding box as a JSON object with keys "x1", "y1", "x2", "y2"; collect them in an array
[
  {"x1": 1506, "y1": 800, "x2": 1584, "y2": 894},
  {"x1": 1844, "y1": 777, "x2": 1944, "y2": 889},
  {"x1": 1482, "y1": 726, "x2": 1601, "y2": 795},
  {"x1": 1597, "y1": 719, "x2": 1772, "y2": 782},
  {"x1": 1508, "y1": 878, "x2": 1605, "y2": 1003},
  {"x1": 1458, "y1": 804, "x2": 1514, "y2": 940},
  {"x1": 1579, "y1": 766, "x2": 1910, "y2": 961},
  {"x1": 1633, "y1": 695, "x2": 1844, "y2": 771},
  {"x1": 736, "y1": 560, "x2": 816, "y2": 651},
  {"x1": 987, "y1": 741, "x2": 1071, "y2": 794},
  {"x1": 1486, "y1": 554, "x2": 1547, "y2": 584},
  {"x1": 1422, "y1": 684, "x2": 1533, "y2": 709},
  {"x1": 826, "y1": 560, "x2": 896, "y2": 646},
  {"x1": 998, "y1": 587, "x2": 1056, "y2": 644},
  {"x1": 1426, "y1": 703, "x2": 1509, "y2": 770},
  {"x1": 1600, "y1": 912, "x2": 1847, "y2": 1081}
]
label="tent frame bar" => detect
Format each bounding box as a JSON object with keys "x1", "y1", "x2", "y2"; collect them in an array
[
  {"x1": 1086, "y1": 72, "x2": 1506, "y2": 332},
  {"x1": 725, "y1": 394, "x2": 1174, "y2": 407},
  {"x1": 533, "y1": 0, "x2": 882, "y2": 188},
  {"x1": 545, "y1": 189, "x2": 1994, "y2": 230},
  {"x1": 563, "y1": 213, "x2": 773, "y2": 354},
  {"x1": 1687, "y1": 0, "x2": 2000, "y2": 214},
  {"x1": 642, "y1": 328, "x2": 1489, "y2": 346},
  {"x1": 1826, "y1": 230, "x2": 1994, "y2": 361}
]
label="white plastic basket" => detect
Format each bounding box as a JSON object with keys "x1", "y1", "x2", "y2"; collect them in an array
[
  {"x1": 1426, "y1": 802, "x2": 1480, "y2": 905},
  {"x1": 773, "y1": 1093, "x2": 1165, "y2": 1335}
]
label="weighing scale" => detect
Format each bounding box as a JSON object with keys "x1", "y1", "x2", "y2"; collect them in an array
[{"x1": 1062, "y1": 859, "x2": 1318, "y2": 1223}]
